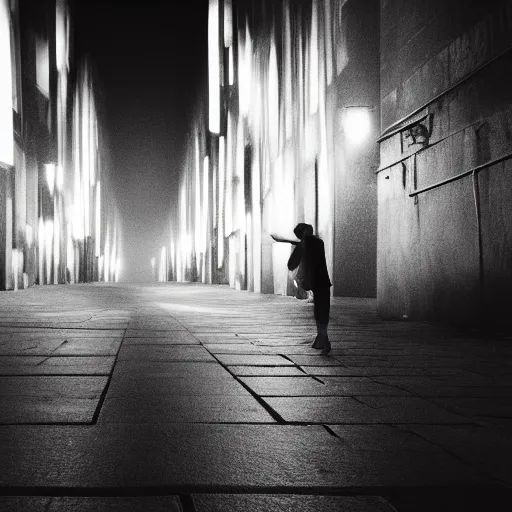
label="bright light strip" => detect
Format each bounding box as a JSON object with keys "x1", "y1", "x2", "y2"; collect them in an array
[
  {"x1": 228, "y1": 46, "x2": 234, "y2": 86},
  {"x1": 309, "y1": 0, "x2": 319, "y2": 115},
  {"x1": 208, "y1": 0, "x2": 221, "y2": 133},
  {"x1": 56, "y1": 165, "x2": 64, "y2": 192},
  {"x1": 26, "y1": 224, "x2": 33, "y2": 247},
  {"x1": 194, "y1": 135, "x2": 201, "y2": 256},
  {"x1": 238, "y1": 23, "x2": 252, "y2": 115},
  {"x1": 115, "y1": 258, "x2": 121, "y2": 282},
  {"x1": 342, "y1": 108, "x2": 372, "y2": 143},
  {"x1": 325, "y1": 0, "x2": 333, "y2": 85},
  {"x1": 45, "y1": 220, "x2": 54, "y2": 284},
  {"x1": 0, "y1": 0, "x2": 13, "y2": 167},
  {"x1": 202, "y1": 156, "x2": 209, "y2": 252},
  {"x1": 56, "y1": 0, "x2": 67, "y2": 72},
  {"x1": 224, "y1": 115, "x2": 232, "y2": 237},
  {"x1": 218, "y1": 136, "x2": 225, "y2": 268},
  {"x1": 95, "y1": 181, "x2": 101, "y2": 256},
  {"x1": 45, "y1": 164, "x2": 56, "y2": 195},
  {"x1": 284, "y1": 1, "x2": 293, "y2": 139},
  {"x1": 268, "y1": 39, "x2": 279, "y2": 158},
  {"x1": 224, "y1": 0, "x2": 233, "y2": 47}
]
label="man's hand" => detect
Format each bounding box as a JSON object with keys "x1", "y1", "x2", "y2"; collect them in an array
[{"x1": 270, "y1": 233, "x2": 299, "y2": 245}]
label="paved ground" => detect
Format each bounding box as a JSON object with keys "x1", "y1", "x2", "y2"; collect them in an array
[{"x1": 0, "y1": 282, "x2": 511, "y2": 511}]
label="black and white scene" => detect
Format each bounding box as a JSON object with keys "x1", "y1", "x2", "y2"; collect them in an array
[{"x1": 0, "y1": 0, "x2": 511, "y2": 510}]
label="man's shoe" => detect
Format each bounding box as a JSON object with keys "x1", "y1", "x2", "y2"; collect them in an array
[
  {"x1": 321, "y1": 337, "x2": 331, "y2": 355},
  {"x1": 312, "y1": 334, "x2": 322, "y2": 349}
]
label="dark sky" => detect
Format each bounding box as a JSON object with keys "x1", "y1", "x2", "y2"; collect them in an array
[{"x1": 75, "y1": 0, "x2": 208, "y2": 281}]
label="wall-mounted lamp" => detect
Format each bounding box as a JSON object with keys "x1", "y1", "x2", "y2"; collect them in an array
[{"x1": 341, "y1": 106, "x2": 375, "y2": 144}]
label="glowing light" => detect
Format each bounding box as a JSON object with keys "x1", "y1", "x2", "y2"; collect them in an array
[
  {"x1": 238, "y1": 23, "x2": 252, "y2": 115},
  {"x1": 268, "y1": 39, "x2": 279, "y2": 158},
  {"x1": 224, "y1": 0, "x2": 233, "y2": 47},
  {"x1": 309, "y1": 0, "x2": 319, "y2": 115},
  {"x1": 228, "y1": 46, "x2": 234, "y2": 85},
  {"x1": 12, "y1": 249, "x2": 18, "y2": 290},
  {"x1": 45, "y1": 220, "x2": 54, "y2": 285},
  {"x1": 225, "y1": 115, "x2": 233, "y2": 237},
  {"x1": 36, "y1": 35, "x2": 50, "y2": 96},
  {"x1": 218, "y1": 136, "x2": 225, "y2": 268},
  {"x1": 284, "y1": 1, "x2": 293, "y2": 139},
  {"x1": 0, "y1": 0, "x2": 13, "y2": 166},
  {"x1": 115, "y1": 258, "x2": 121, "y2": 282},
  {"x1": 56, "y1": 0, "x2": 67, "y2": 72},
  {"x1": 342, "y1": 107, "x2": 372, "y2": 143},
  {"x1": 194, "y1": 136, "x2": 201, "y2": 256},
  {"x1": 159, "y1": 246, "x2": 167, "y2": 281},
  {"x1": 45, "y1": 164, "x2": 56, "y2": 195},
  {"x1": 56, "y1": 165, "x2": 64, "y2": 192},
  {"x1": 95, "y1": 182, "x2": 101, "y2": 256},
  {"x1": 208, "y1": 0, "x2": 220, "y2": 134},
  {"x1": 26, "y1": 224, "x2": 33, "y2": 247},
  {"x1": 202, "y1": 156, "x2": 209, "y2": 251},
  {"x1": 325, "y1": 0, "x2": 333, "y2": 85}
]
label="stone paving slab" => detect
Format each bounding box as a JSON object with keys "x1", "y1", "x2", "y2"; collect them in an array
[
  {"x1": 0, "y1": 496, "x2": 182, "y2": 511},
  {"x1": 300, "y1": 366, "x2": 459, "y2": 376},
  {"x1": 0, "y1": 339, "x2": 121, "y2": 356},
  {"x1": 0, "y1": 356, "x2": 115, "y2": 375},
  {"x1": 117, "y1": 345, "x2": 215, "y2": 362},
  {"x1": 192, "y1": 494, "x2": 396, "y2": 511},
  {"x1": 216, "y1": 354, "x2": 295, "y2": 366},
  {"x1": 114, "y1": 361, "x2": 229, "y2": 378},
  {"x1": 229, "y1": 365, "x2": 307, "y2": 376},
  {"x1": 240, "y1": 376, "x2": 412, "y2": 396},
  {"x1": 0, "y1": 424, "x2": 495, "y2": 489},
  {"x1": 403, "y1": 425, "x2": 512, "y2": 486},
  {"x1": 107, "y1": 375, "x2": 251, "y2": 397},
  {"x1": 0, "y1": 424, "x2": 496, "y2": 492},
  {"x1": 264, "y1": 396, "x2": 472, "y2": 424},
  {"x1": 0, "y1": 397, "x2": 99, "y2": 424},
  {"x1": 287, "y1": 355, "x2": 344, "y2": 366},
  {"x1": 123, "y1": 334, "x2": 199, "y2": 345},
  {"x1": 0, "y1": 376, "x2": 107, "y2": 397},
  {"x1": 202, "y1": 343, "x2": 268, "y2": 354},
  {"x1": 124, "y1": 328, "x2": 187, "y2": 337},
  {"x1": 0, "y1": 496, "x2": 182, "y2": 512},
  {"x1": 98, "y1": 395, "x2": 274, "y2": 423},
  {"x1": 0, "y1": 329, "x2": 125, "y2": 339},
  {"x1": 431, "y1": 397, "x2": 512, "y2": 422}
]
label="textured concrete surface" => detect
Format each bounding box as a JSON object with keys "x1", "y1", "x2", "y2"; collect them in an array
[{"x1": 0, "y1": 282, "x2": 510, "y2": 511}]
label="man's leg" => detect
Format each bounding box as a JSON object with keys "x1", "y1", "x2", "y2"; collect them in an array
[{"x1": 312, "y1": 288, "x2": 330, "y2": 352}]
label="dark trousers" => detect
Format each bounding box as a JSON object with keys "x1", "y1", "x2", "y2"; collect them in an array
[{"x1": 313, "y1": 287, "x2": 330, "y2": 325}]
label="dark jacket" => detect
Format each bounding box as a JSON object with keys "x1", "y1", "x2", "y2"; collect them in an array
[{"x1": 287, "y1": 235, "x2": 331, "y2": 291}]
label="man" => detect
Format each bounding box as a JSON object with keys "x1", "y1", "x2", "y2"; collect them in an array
[{"x1": 272, "y1": 223, "x2": 332, "y2": 354}]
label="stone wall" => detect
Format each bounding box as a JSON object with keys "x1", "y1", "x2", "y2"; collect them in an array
[{"x1": 377, "y1": 0, "x2": 512, "y2": 325}]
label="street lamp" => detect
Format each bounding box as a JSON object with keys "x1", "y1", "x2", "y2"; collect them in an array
[{"x1": 341, "y1": 106, "x2": 375, "y2": 144}]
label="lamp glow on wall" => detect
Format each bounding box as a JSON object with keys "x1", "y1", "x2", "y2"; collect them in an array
[
  {"x1": 208, "y1": 0, "x2": 220, "y2": 134},
  {"x1": 341, "y1": 106, "x2": 374, "y2": 144}
]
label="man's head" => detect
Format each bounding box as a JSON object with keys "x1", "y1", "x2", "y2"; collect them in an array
[{"x1": 293, "y1": 223, "x2": 314, "y2": 240}]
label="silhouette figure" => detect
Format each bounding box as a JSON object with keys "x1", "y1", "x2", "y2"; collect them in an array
[{"x1": 271, "y1": 223, "x2": 332, "y2": 354}]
